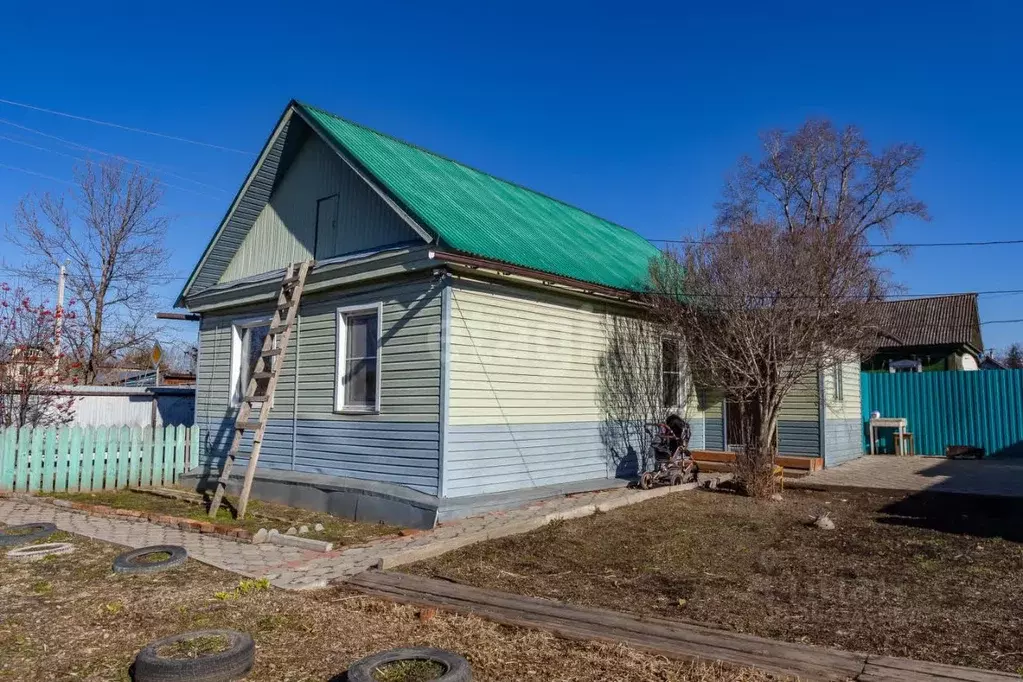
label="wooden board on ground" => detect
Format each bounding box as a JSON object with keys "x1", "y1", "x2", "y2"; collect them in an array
[{"x1": 344, "y1": 571, "x2": 1017, "y2": 682}]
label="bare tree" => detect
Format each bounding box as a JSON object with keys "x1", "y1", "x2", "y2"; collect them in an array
[
  {"x1": 1002, "y1": 343, "x2": 1023, "y2": 370},
  {"x1": 7, "y1": 162, "x2": 172, "y2": 384},
  {"x1": 0, "y1": 283, "x2": 77, "y2": 427},
  {"x1": 649, "y1": 120, "x2": 928, "y2": 496}
]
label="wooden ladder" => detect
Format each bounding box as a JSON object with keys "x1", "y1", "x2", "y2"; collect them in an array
[{"x1": 207, "y1": 260, "x2": 313, "y2": 520}]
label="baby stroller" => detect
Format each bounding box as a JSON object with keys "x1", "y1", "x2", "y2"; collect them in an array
[{"x1": 639, "y1": 414, "x2": 699, "y2": 489}]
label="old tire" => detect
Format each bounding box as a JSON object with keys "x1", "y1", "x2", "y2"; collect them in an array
[
  {"x1": 0, "y1": 522, "x2": 57, "y2": 547},
  {"x1": 639, "y1": 472, "x2": 654, "y2": 490},
  {"x1": 669, "y1": 472, "x2": 683, "y2": 487},
  {"x1": 113, "y1": 545, "x2": 187, "y2": 574},
  {"x1": 6, "y1": 542, "x2": 74, "y2": 562},
  {"x1": 346, "y1": 647, "x2": 472, "y2": 682},
  {"x1": 133, "y1": 629, "x2": 254, "y2": 682}
]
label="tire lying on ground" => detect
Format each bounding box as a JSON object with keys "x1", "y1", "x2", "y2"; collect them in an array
[
  {"x1": 6, "y1": 542, "x2": 75, "y2": 562},
  {"x1": 346, "y1": 647, "x2": 472, "y2": 682},
  {"x1": 133, "y1": 629, "x2": 255, "y2": 682},
  {"x1": 0, "y1": 522, "x2": 57, "y2": 547},
  {"x1": 112, "y1": 545, "x2": 188, "y2": 574}
]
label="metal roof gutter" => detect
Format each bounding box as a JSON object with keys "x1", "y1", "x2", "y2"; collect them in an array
[{"x1": 428, "y1": 249, "x2": 645, "y2": 303}]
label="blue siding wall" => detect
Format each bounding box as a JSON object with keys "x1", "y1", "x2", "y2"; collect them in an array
[
  {"x1": 705, "y1": 418, "x2": 723, "y2": 450},
  {"x1": 777, "y1": 420, "x2": 821, "y2": 456},
  {"x1": 200, "y1": 417, "x2": 440, "y2": 494},
  {"x1": 824, "y1": 419, "x2": 862, "y2": 466}
]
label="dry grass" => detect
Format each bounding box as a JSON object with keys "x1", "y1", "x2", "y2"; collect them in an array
[
  {"x1": 0, "y1": 529, "x2": 771, "y2": 681},
  {"x1": 46, "y1": 489, "x2": 398, "y2": 546},
  {"x1": 405, "y1": 487, "x2": 1023, "y2": 674}
]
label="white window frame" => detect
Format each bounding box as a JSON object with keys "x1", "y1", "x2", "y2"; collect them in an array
[
  {"x1": 660, "y1": 336, "x2": 684, "y2": 409},
  {"x1": 230, "y1": 316, "x2": 274, "y2": 408},
  {"x1": 335, "y1": 302, "x2": 384, "y2": 414}
]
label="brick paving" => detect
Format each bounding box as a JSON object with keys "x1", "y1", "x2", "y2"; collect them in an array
[
  {"x1": 794, "y1": 455, "x2": 1023, "y2": 498},
  {"x1": 0, "y1": 481, "x2": 701, "y2": 590}
]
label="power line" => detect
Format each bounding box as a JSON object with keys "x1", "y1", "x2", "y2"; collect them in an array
[
  {"x1": 0, "y1": 162, "x2": 70, "y2": 184},
  {"x1": 0, "y1": 97, "x2": 254, "y2": 155},
  {"x1": 982, "y1": 319, "x2": 1023, "y2": 326},
  {"x1": 0, "y1": 136, "x2": 227, "y2": 200},
  {"x1": 651, "y1": 237, "x2": 1023, "y2": 249},
  {"x1": 0, "y1": 118, "x2": 230, "y2": 193}
]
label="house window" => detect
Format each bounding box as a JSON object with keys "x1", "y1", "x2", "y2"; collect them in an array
[
  {"x1": 231, "y1": 319, "x2": 273, "y2": 406},
  {"x1": 336, "y1": 303, "x2": 382, "y2": 412},
  {"x1": 661, "y1": 338, "x2": 682, "y2": 408},
  {"x1": 832, "y1": 364, "x2": 844, "y2": 401}
]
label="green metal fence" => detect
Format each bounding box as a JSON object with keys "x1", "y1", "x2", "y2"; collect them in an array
[
  {"x1": 0, "y1": 425, "x2": 199, "y2": 493},
  {"x1": 861, "y1": 370, "x2": 1023, "y2": 457}
]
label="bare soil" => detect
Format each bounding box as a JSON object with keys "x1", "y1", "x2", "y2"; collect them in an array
[
  {"x1": 47, "y1": 488, "x2": 398, "y2": 546},
  {"x1": 404, "y1": 487, "x2": 1023, "y2": 674},
  {"x1": 0, "y1": 528, "x2": 769, "y2": 681}
]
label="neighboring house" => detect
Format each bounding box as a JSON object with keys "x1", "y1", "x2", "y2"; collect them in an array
[
  {"x1": 980, "y1": 355, "x2": 1007, "y2": 370},
  {"x1": 863, "y1": 293, "x2": 983, "y2": 372},
  {"x1": 102, "y1": 369, "x2": 197, "y2": 387},
  {"x1": 176, "y1": 100, "x2": 863, "y2": 527}
]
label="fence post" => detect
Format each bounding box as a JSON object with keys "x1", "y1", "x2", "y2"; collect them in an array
[
  {"x1": 152, "y1": 426, "x2": 165, "y2": 487},
  {"x1": 54, "y1": 426, "x2": 70, "y2": 493},
  {"x1": 14, "y1": 426, "x2": 31, "y2": 492},
  {"x1": 115, "y1": 426, "x2": 131, "y2": 488},
  {"x1": 172, "y1": 425, "x2": 186, "y2": 483},
  {"x1": 0, "y1": 428, "x2": 15, "y2": 491},
  {"x1": 90, "y1": 427, "x2": 108, "y2": 492},
  {"x1": 41, "y1": 427, "x2": 57, "y2": 493},
  {"x1": 28, "y1": 428, "x2": 44, "y2": 492},
  {"x1": 67, "y1": 427, "x2": 82, "y2": 492},
  {"x1": 189, "y1": 426, "x2": 200, "y2": 470}
]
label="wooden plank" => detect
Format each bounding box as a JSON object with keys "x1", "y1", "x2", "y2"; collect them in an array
[
  {"x1": 347, "y1": 572, "x2": 863, "y2": 681},
  {"x1": 67, "y1": 427, "x2": 83, "y2": 492},
  {"x1": 79, "y1": 427, "x2": 95, "y2": 492},
  {"x1": 28, "y1": 428, "x2": 44, "y2": 492},
  {"x1": 139, "y1": 427, "x2": 154, "y2": 487},
  {"x1": 54, "y1": 426, "x2": 70, "y2": 493},
  {"x1": 862, "y1": 655, "x2": 1020, "y2": 681},
  {"x1": 127, "y1": 427, "x2": 142, "y2": 488},
  {"x1": 104, "y1": 426, "x2": 119, "y2": 490},
  {"x1": 13, "y1": 426, "x2": 31, "y2": 492},
  {"x1": 189, "y1": 426, "x2": 200, "y2": 469},
  {"x1": 0, "y1": 428, "x2": 16, "y2": 491},
  {"x1": 691, "y1": 450, "x2": 822, "y2": 471},
  {"x1": 172, "y1": 425, "x2": 186, "y2": 484},
  {"x1": 92, "y1": 427, "x2": 109, "y2": 491},
  {"x1": 41, "y1": 427, "x2": 57, "y2": 493},
  {"x1": 151, "y1": 426, "x2": 166, "y2": 487},
  {"x1": 116, "y1": 427, "x2": 131, "y2": 484}
]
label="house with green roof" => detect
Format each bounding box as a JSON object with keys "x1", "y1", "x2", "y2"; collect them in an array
[{"x1": 178, "y1": 100, "x2": 861, "y2": 526}]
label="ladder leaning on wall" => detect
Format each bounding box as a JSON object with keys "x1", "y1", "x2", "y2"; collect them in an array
[{"x1": 207, "y1": 260, "x2": 313, "y2": 520}]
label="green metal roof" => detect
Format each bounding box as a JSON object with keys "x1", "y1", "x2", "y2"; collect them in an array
[{"x1": 299, "y1": 103, "x2": 660, "y2": 292}]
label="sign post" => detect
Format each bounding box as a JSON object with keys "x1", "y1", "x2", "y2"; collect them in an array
[{"x1": 150, "y1": 341, "x2": 163, "y2": 387}]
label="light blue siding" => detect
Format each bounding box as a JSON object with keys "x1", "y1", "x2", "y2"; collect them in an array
[
  {"x1": 705, "y1": 418, "x2": 723, "y2": 450},
  {"x1": 199, "y1": 417, "x2": 440, "y2": 495},
  {"x1": 824, "y1": 418, "x2": 863, "y2": 466}
]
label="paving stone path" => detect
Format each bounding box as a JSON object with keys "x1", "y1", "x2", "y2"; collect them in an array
[
  {"x1": 0, "y1": 482, "x2": 698, "y2": 590},
  {"x1": 794, "y1": 455, "x2": 1023, "y2": 498}
]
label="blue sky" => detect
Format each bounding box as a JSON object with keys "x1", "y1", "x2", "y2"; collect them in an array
[{"x1": 0, "y1": 1, "x2": 1020, "y2": 350}]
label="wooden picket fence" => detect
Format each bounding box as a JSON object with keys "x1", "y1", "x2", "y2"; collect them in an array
[{"x1": 0, "y1": 425, "x2": 199, "y2": 493}]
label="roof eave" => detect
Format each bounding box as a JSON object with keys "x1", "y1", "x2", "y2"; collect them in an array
[{"x1": 175, "y1": 102, "x2": 299, "y2": 308}]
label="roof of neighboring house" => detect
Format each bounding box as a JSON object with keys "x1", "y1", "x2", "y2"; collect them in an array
[
  {"x1": 299, "y1": 103, "x2": 662, "y2": 292},
  {"x1": 875, "y1": 293, "x2": 983, "y2": 353}
]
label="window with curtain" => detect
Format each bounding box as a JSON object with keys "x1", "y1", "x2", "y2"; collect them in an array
[
  {"x1": 661, "y1": 338, "x2": 682, "y2": 408},
  {"x1": 232, "y1": 321, "x2": 272, "y2": 406}
]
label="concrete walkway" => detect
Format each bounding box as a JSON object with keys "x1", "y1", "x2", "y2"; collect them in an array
[
  {"x1": 0, "y1": 482, "x2": 697, "y2": 590},
  {"x1": 794, "y1": 455, "x2": 1023, "y2": 498}
]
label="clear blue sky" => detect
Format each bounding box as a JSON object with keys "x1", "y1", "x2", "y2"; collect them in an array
[{"x1": 0, "y1": 1, "x2": 1020, "y2": 351}]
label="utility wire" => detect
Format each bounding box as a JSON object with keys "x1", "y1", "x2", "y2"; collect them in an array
[
  {"x1": 651, "y1": 237, "x2": 1023, "y2": 249},
  {"x1": 0, "y1": 97, "x2": 254, "y2": 155},
  {"x1": 0, "y1": 162, "x2": 70, "y2": 184},
  {"x1": 0, "y1": 136, "x2": 226, "y2": 200},
  {"x1": 0, "y1": 119, "x2": 230, "y2": 193}
]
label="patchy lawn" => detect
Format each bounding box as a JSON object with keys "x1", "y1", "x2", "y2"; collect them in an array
[
  {"x1": 0, "y1": 529, "x2": 770, "y2": 681},
  {"x1": 46, "y1": 489, "x2": 397, "y2": 546},
  {"x1": 404, "y1": 488, "x2": 1023, "y2": 674}
]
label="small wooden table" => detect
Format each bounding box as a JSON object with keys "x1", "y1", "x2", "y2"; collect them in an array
[{"x1": 869, "y1": 417, "x2": 908, "y2": 456}]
